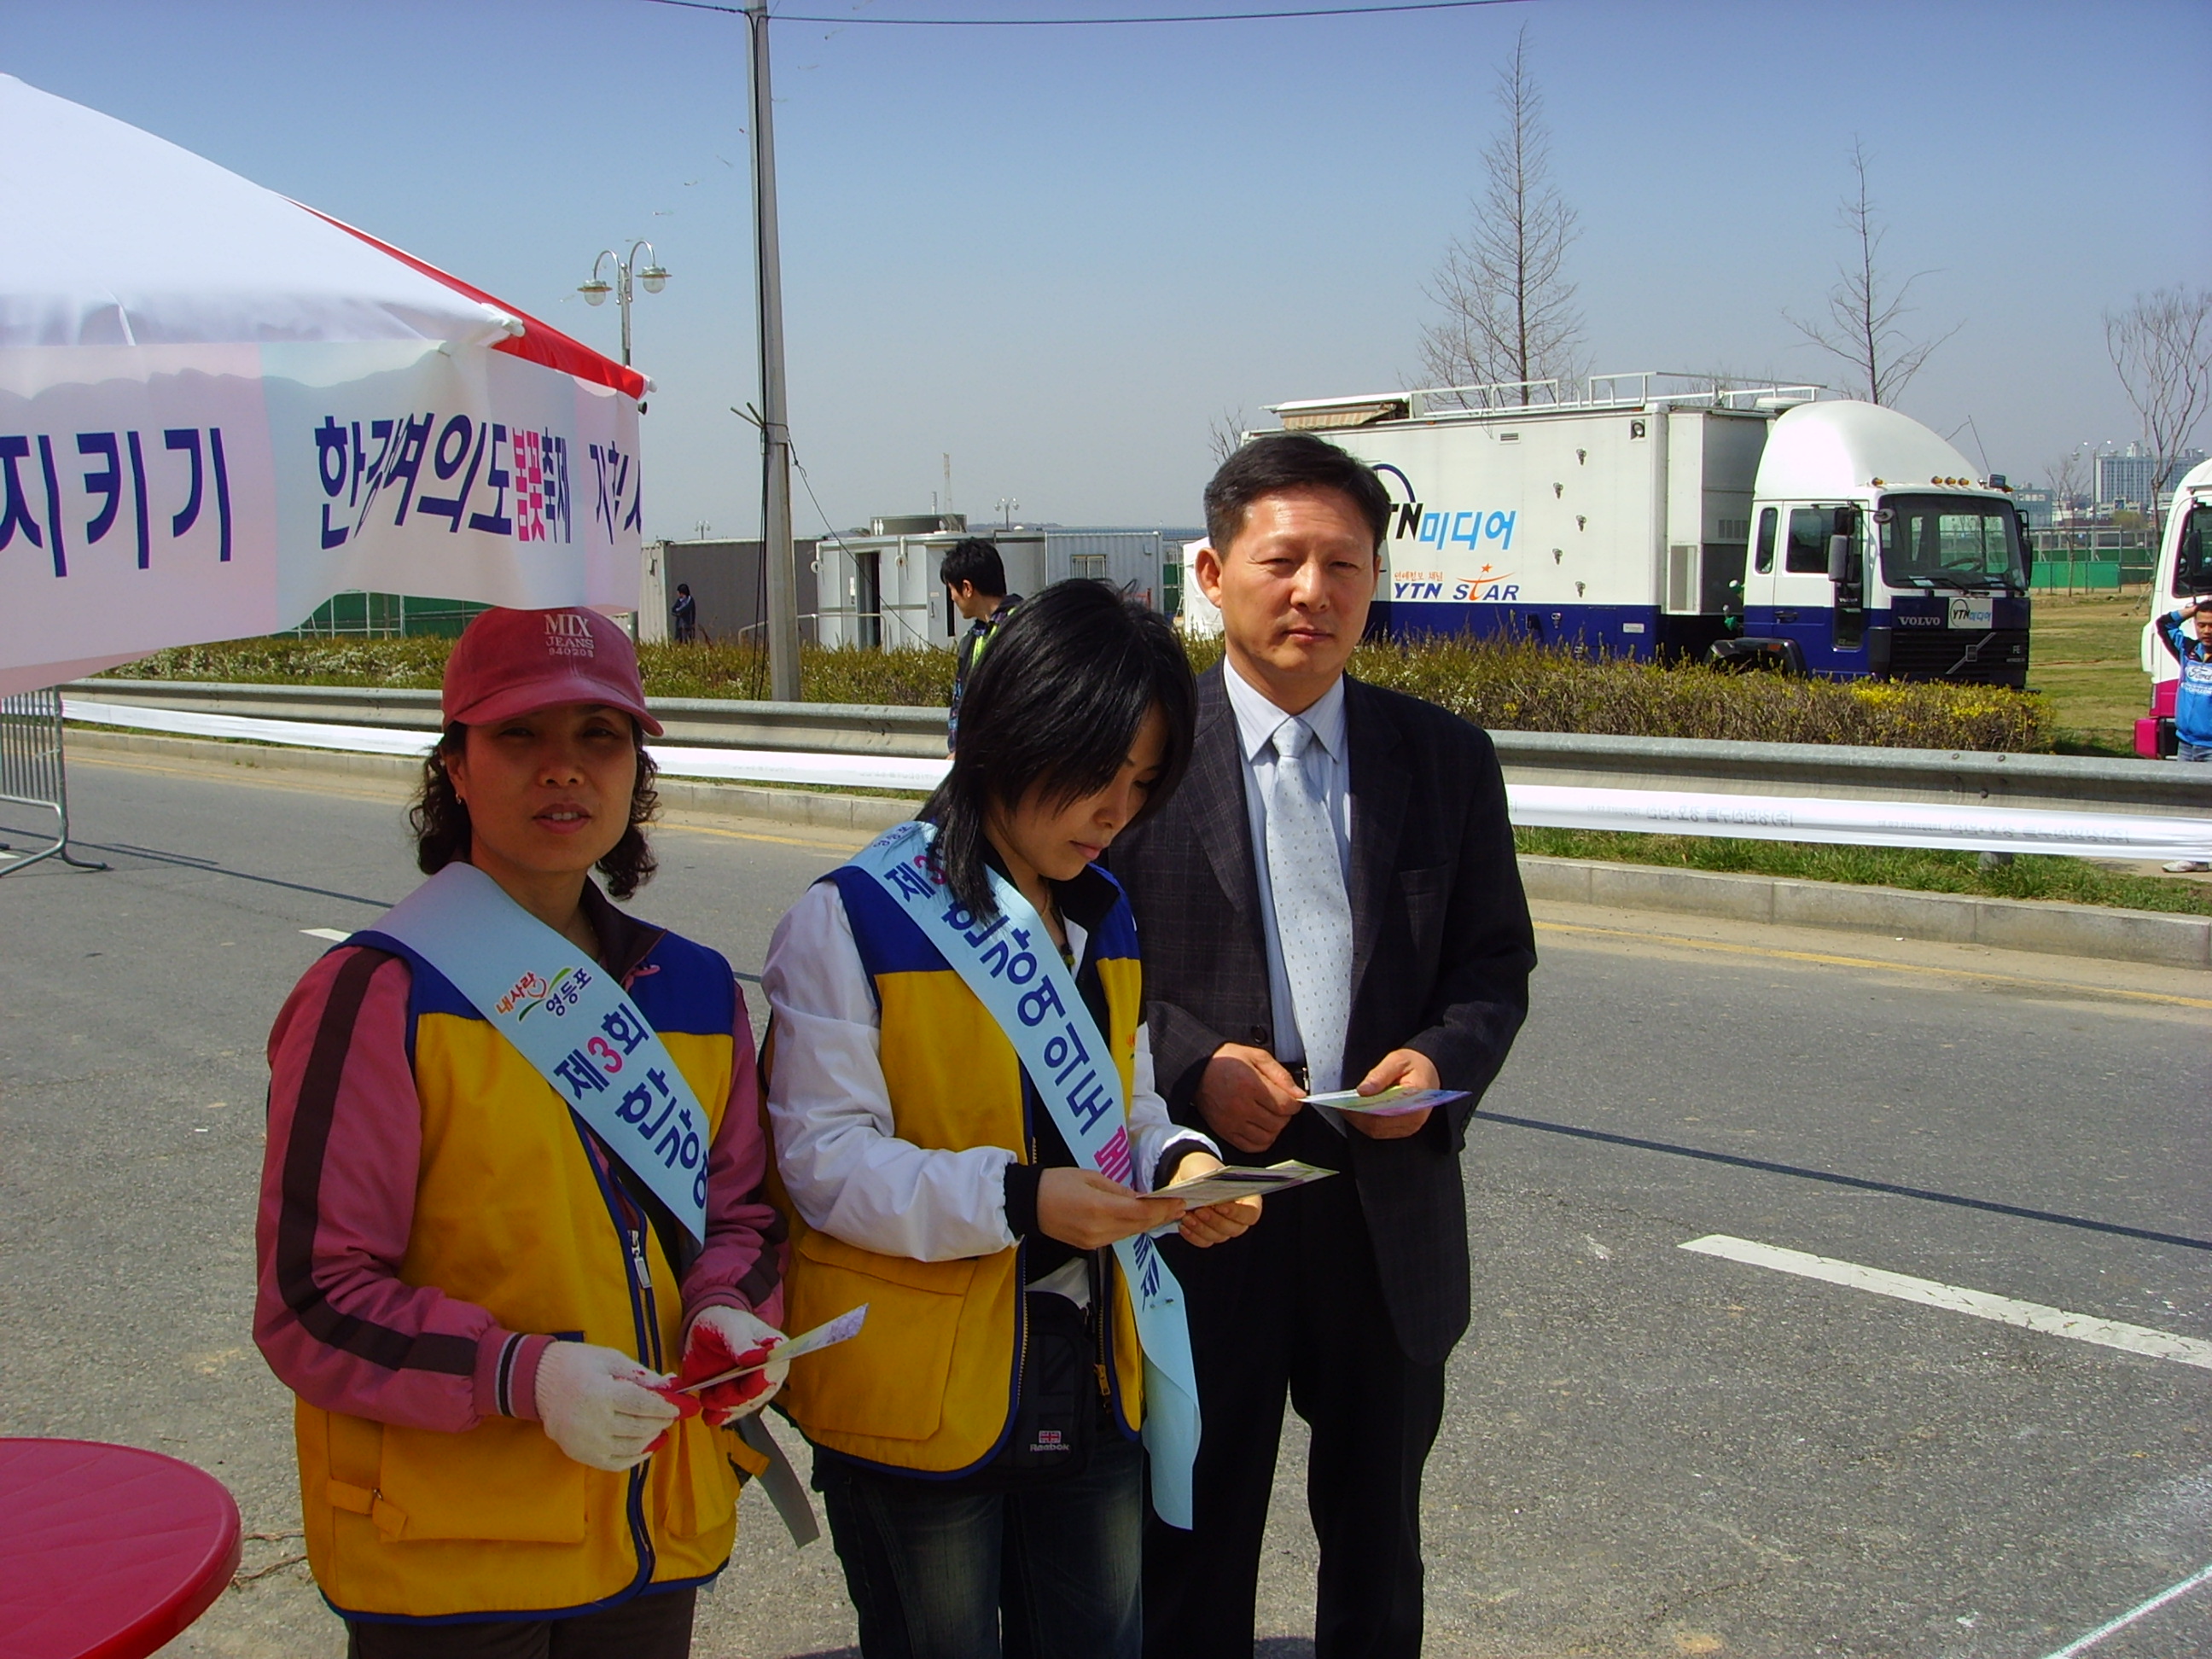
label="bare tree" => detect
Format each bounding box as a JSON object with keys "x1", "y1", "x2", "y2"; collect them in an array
[
  {"x1": 2104, "y1": 287, "x2": 2212, "y2": 524},
  {"x1": 1787, "y1": 142, "x2": 1959, "y2": 407},
  {"x1": 2044, "y1": 450, "x2": 2089, "y2": 520},
  {"x1": 1206, "y1": 407, "x2": 1249, "y2": 467},
  {"x1": 1418, "y1": 25, "x2": 1581, "y2": 405}
]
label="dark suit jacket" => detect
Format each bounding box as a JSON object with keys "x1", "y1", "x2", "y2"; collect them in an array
[{"x1": 1109, "y1": 664, "x2": 1535, "y2": 1365}]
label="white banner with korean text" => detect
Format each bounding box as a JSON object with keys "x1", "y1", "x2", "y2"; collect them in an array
[{"x1": 0, "y1": 341, "x2": 640, "y2": 696}]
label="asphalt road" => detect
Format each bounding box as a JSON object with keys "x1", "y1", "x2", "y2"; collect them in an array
[{"x1": 3, "y1": 749, "x2": 2207, "y2": 1659}]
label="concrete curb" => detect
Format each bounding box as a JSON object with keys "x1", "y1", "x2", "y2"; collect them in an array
[
  {"x1": 1518, "y1": 856, "x2": 2212, "y2": 971},
  {"x1": 65, "y1": 729, "x2": 2209, "y2": 970}
]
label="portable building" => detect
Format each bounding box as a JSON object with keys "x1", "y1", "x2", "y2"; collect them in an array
[{"x1": 814, "y1": 522, "x2": 1175, "y2": 650}]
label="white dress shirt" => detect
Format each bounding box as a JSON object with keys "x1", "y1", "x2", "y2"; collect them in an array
[
  {"x1": 1221, "y1": 661, "x2": 1353, "y2": 1091},
  {"x1": 762, "y1": 878, "x2": 1213, "y2": 1303}
]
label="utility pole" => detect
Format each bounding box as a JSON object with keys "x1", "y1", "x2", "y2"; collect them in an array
[{"x1": 748, "y1": 0, "x2": 800, "y2": 701}]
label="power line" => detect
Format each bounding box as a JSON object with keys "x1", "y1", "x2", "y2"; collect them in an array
[{"x1": 645, "y1": 0, "x2": 1522, "y2": 24}]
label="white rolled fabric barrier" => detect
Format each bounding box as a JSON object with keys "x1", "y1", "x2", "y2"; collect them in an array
[
  {"x1": 63, "y1": 698, "x2": 953, "y2": 794},
  {"x1": 1509, "y1": 783, "x2": 2212, "y2": 865},
  {"x1": 62, "y1": 697, "x2": 2209, "y2": 862},
  {"x1": 67, "y1": 697, "x2": 437, "y2": 758}
]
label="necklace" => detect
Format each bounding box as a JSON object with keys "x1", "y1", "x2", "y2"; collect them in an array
[{"x1": 1038, "y1": 887, "x2": 1074, "y2": 964}]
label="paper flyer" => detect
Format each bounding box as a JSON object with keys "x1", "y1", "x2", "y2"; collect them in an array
[
  {"x1": 1301, "y1": 1085, "x2": 1470, "y2": 1116},
  {"x1": 1157, "y1": 1159, "x2": 1337, "y2": 1208},
  {"x1": 678, "y1": 1303, "x2": 869, "y2": 1393}
]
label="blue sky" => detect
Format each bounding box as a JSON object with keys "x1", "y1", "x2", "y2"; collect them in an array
[{"x1": 7, "y1": 0, "x2": 2208, "y2": 538}]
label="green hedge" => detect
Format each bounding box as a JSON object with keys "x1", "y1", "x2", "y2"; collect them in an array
[
  {"x1": 1314, "y1": 637, "x2": 2048, "y2": 752},
  {"x1": 105, "y1": 632, "x2": 2051, "y2": 753}
]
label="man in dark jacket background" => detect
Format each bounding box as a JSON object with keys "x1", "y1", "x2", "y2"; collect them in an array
[
  {"x1": 1110, "y1": 434, "x2": 1535, "y2": 1659},
  {"x1": 941, "y1": 538, "x2": 1021, "y2": 754}
]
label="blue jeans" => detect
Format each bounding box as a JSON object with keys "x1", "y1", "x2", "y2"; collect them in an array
[
  {"x1": 2178, "y1": 741, "x2": 2212, "y2": 762},
  {"x1": 815, "y1": 1433, "x2": 1144, "y2": 1659}
]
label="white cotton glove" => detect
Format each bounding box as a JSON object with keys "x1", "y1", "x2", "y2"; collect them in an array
[
  {"x1": 686, "y1": 1306, "x2": 791, "y2": 1426},
  {"x1": 533, "y1": 1341, "x2": 679, "y2": 1471}
]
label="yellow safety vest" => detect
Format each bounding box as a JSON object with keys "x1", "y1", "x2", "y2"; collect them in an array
[
  {"x1": 768, "y1": 864, "x2": 1148, "y2": 1476},
  {"x1": 293, "y1": 930, "x2": 755, "y2": 1622}
]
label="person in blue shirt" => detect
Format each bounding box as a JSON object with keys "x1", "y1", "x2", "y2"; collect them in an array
[{"x1": 2154, "y1": 596, "x2": 2212, "y2": 870}]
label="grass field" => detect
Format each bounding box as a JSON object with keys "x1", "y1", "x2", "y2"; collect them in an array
[{"x1": 2029, "y1": 591, "x2": 2157, "y2": 756}]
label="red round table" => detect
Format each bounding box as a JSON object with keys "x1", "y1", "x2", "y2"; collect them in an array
[{"x1": 0, "y1": 1440, "x2": 242, "y2": 1659}]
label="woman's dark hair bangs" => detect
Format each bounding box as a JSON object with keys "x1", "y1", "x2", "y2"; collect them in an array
[{"x1": 923, "y1": 581, "x2": 1196, "y2": 915}]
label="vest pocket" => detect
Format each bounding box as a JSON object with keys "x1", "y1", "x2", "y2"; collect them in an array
[
  {"x1": 652, "y1": 1417, "x2": 739, "y2": 1541},
  {"x1": 375, "y1": 1417, "x2": 589, "y2": 1543},
  {"x1": 786, "y1": 1228, "x2": 976, "y2": 1441}
]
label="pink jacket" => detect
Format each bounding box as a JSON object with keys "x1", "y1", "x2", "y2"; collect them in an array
[{"x1": 254, "y1": 883, "x2": 783, "y2": 1433}]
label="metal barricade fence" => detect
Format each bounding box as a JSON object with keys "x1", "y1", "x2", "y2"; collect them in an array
[{"x1": 0, "y1": 688, "x2": 107, "y2": 875}]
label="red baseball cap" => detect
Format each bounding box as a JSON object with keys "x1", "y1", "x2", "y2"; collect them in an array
[{"x1": 441, "y1": 607, "x2": 664, "y2": 736}]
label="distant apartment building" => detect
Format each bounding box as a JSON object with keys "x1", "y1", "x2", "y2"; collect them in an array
[
  {"x1": 2096, "y1": 442, "x2": 2208, "y2": 512},
  {"x1": 2098, "y1": 444, "x2": 2156, "y2": 511}
]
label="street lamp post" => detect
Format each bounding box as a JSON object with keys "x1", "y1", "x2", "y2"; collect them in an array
[
  {"x1": 580, "y1": 245, "x2": 667, "y2": 643},
  {"x1": 578, "y1": 242, "x2": 670, "y2": 370}
]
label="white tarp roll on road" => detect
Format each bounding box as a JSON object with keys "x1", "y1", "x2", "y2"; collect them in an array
[
  {"x1": 0, "y1": 74, "x2": 644, "y2": 696},
  {"x1": 61, "y1": 698, "x2": 2212, "y2": 862},
  {"x1": 61, "y1": 699, "x2": 953, "y2": 795},
  {"x1": 1511, "y1": 783, "x2": 2212, "y2": 865}
]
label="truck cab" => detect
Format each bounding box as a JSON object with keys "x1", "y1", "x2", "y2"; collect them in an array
[
  {"x1": 1734, "y1": 402, "x2": 2030, "y2": 685},
  {"x1": 2138, "y1": 455, "x2": 2212, "y2": 756}
]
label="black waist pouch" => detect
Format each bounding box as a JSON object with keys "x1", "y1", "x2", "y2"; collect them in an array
[{"x1": 972, "y1": 1290, "x2": 1100, "y2": 1489}]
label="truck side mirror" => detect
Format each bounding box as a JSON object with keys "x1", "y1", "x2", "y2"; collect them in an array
[{"x1": 1827, "y1": 533, "x2": 1855, "y2": 585}]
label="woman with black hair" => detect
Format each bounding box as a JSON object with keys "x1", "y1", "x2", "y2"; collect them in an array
[
  {"x1": 762, "y1": 581, "x2": 1261, "y2": 1659},
  {"x1": 255, "y1": 608, "x2": 787, "y2": 1656}
]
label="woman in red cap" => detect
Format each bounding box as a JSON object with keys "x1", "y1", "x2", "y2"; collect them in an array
[{"x1": 255, "y1": 607, "x2": 787, "y2": 1657}]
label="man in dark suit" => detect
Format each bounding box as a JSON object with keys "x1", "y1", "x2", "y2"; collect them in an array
[{"x1": 1112, "y1": 433, "x2": 1535, "y2": 1659}]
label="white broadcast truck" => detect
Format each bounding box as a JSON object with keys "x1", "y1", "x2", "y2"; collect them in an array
[
  {"x1": 1268, "y1": 372, "x2": 2033, "y2": 685},
  {"x1": 2137, "y1": 454, "x2": 2212, "y2": 756}
]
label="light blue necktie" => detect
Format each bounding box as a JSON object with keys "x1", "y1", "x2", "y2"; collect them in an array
[{"x1": 1264, "y1": 717, "x2": 1352, "y2": 1103}]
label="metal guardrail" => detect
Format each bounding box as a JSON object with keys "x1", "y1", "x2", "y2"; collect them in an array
[
  {"x1": 2, "y1": 688, "x2": 108, "y2": 875},
  {"x1": 69, "y1": 678, "x2": 2212, "y2": 820}
]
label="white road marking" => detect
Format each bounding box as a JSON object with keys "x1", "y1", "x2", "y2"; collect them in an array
[
  {"x1": 300, "y1": 927, "x2": 350, "y2": 943},
  {"x1": 1679, "y1": 1236, "x2": 2212, "y2": 1371},
  {"x1": 2039, "y1": 1560, "x2": 2212, "y2": 1657}
]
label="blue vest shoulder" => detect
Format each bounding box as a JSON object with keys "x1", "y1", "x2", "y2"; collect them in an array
[
  {"x1": 346, "y1": 931, "x2": 474, "y2": 1023},
  {"x1": 829, "y1": 863, "x2": 1140, "y2": 976},
  {"x1": 624, "y1": 926, "x2": 739, "y2": 1039},
  {"x1": 828, "y1": 865, "x2": 948, "y2": 982},
  {"x1": 342, "y1": 923, "x2": 735, "y2": 1045},
  {"x1": 1080, "y1": 868, "x2": 1140, "y2": 963}
]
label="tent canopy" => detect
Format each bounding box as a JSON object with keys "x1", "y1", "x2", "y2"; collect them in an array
[
  {"x1": 0, "y1": 73, "x2": 643, "y2": 398},
  {"x1": 1, "y1": 74, "x2": 647, "y2": 695}
]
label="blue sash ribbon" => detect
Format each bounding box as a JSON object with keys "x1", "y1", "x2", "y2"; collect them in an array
[
  {"x1": 850, "y1": 820, "x2": 1201, "y2": 1528},
  {"x1": 363, "y1": 862, "x2": 710, "y2": 1243}
]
